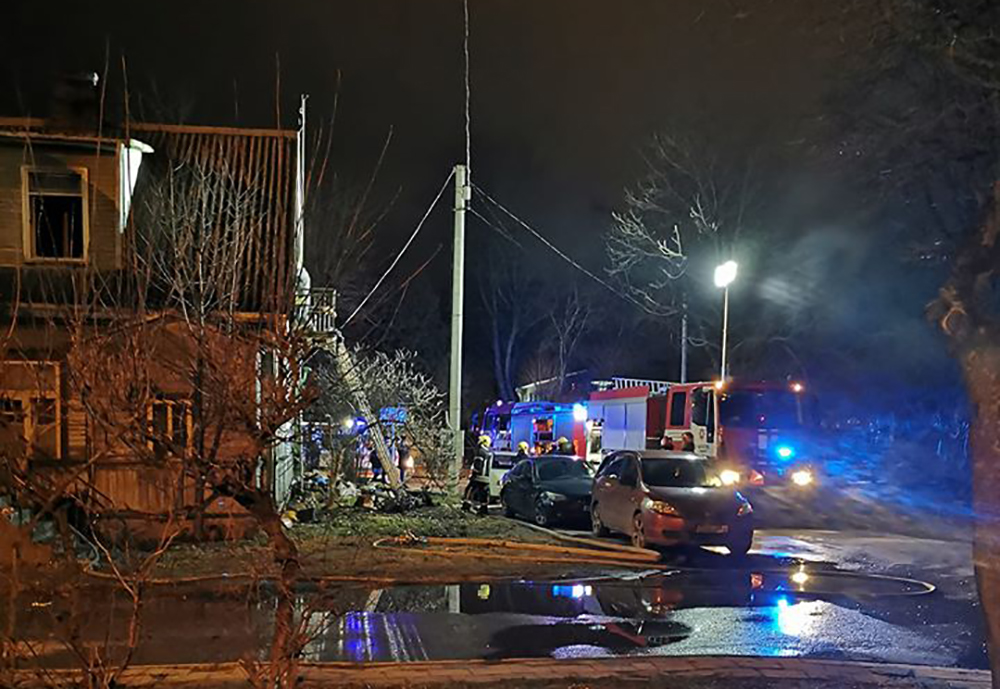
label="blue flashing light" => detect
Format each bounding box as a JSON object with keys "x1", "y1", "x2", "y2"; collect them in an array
[
  {"x1": 776, "y1": 445, "x2": 795, "y2": 460},
  {"x1": 551, "y1": 584, "x2": 593, "y2": 599}
]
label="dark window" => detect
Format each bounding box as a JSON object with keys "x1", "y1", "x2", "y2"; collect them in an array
[
  {"x1": 31, "y1": 397, "x2": 58, "y2": 458},
  {"x1": 511, "y1": 460, "x2": 531, "y2": 478},
  {"x1": 669, "y1": 391, "x2": 688, "y2": 427},
  {"x1": 620, "y1": 458, "x2": 638, "y2": 487},
  {"x1": 692, "y1": 389, "x2": 716, "y2": 443},
  {"x1": 27, "y1": 170, "x2": 86, "y2": 260},
  {"x1": 536, "y1": 458, "x2": 592, "y2": 481},
  {"x1": 597, "y1": 451, "x2": 631, "y2": 478},
  {"x1": 640, "y1": 458, "x2": 714, "y2": 488},
  {"x1": 492, "y1": 452, "x2": 517, "y2": 469},
  {"x1": 720, "y1": 391, "x2": 802, "y2": 429}
]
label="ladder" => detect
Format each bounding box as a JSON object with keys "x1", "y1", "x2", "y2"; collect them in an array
[{"x1": 328, "y1": 335, "x2": 402, "y2": 490}]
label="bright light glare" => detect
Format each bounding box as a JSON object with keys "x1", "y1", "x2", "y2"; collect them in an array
[
  {"x1": 791, "y1": 568, "x2": 809, "y2": 586},
  {"x1": 791, "y1": 382, "x2": 804, "y2": 393},
  {"x1": 573, "y1": 403, "x2": 588, "y2": 422},
  {"x1": 343, "y1": 417, "x2": 355, "y2": 430},
  {"x1": 714, "y1": 380, "x2": 725, "y2": 390},
  {"x1": 777, "y1": 446, "x2": 794, "y2": 459},
  {"x1": 791, "y1": 470, "x2": 813, "y2": 486},
  {"x1": 720, "y1": 469, "x2": 741, "y2": 486},
  {"x1": 714, "y1": 260, "x2": 738, "y2": 288}
]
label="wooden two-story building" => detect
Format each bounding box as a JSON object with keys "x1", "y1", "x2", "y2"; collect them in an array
[{"x1": 0, "y1": 112, "x2": 307, "y2": 536}]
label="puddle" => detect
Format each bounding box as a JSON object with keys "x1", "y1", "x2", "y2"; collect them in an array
[{"x1": 10, "y1": 566, "x2": 948, "y2": 667}]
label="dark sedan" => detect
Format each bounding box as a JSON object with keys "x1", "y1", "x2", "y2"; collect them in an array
[
  {"x1": 500, "y1": 456, "x2": 593, "y2": 527},
  {"x1": 590, "y1": 450, "x2": 754, "y2": 555}
]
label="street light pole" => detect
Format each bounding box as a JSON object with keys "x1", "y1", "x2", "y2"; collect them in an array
[
  {"x1": 714, "y1": 260, "x2": 738, "y2": 382},
  {"x1": 720, "y1": 285, "x2": 730, "y2": 382}
]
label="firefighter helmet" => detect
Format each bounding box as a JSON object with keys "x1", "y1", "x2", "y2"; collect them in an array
[
  {"x1": 478, "y1": 435, "x2": 492, "y2": 447},
  {"x1": 517, "y1": 441, "x2": 530, "y2": 453}
]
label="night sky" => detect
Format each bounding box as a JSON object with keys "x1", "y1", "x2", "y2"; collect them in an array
[{"x1": 1, "y1": 0, "x2": 958, "y2": 404}]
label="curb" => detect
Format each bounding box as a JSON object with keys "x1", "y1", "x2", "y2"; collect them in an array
[
  {"x1": 10, "y1": 657, "x2": 990, "y2": 688},
  {"x1": 296, "y1": 657, "x2": 989, "y2": 687}
]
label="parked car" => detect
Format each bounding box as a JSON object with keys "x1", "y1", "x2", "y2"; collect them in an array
[
  {"x1": 500, "y1": 455, "x2": 593, "y2": 527},
  {"x1": 590, "y1": 450, "x2": 754, "y2": 555}
]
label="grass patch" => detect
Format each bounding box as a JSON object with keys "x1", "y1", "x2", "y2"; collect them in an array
[{"x1": 292, "y1": 505, "x2": 552, "y2": 543}]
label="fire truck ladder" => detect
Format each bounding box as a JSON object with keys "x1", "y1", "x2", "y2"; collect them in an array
[{"x1": 608, "y1": 377, "x2": 673, "y2": 395}]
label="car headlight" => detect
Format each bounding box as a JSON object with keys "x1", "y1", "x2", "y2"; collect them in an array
[
  {"x1": 737, "y1": 501, "x2": 753, "y2": 517},
  {"x1": 643, "y1": 498, "x2": 680, "y2": 516},
  {"x1": 791, "y1": 469, "x2": 814, "y2": 486},
  {"x1": 541, "y1": 491, "x2": 567, "y2": 502},
  {"x1": 719, "y1": 469, "x2": 741, "y2": 486}
]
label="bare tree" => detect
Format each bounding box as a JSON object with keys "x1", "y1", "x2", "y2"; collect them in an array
[
  {"x1": 315, "y1": 346, "x2": 452, "y2": 488},
  {"x1": 831, "y1": 1, "x2": 1000, "y2": 683},
  {"x1": 606, "y1": 128, "x2": 759, "y2": 316},
  {"x1": 478, "y1": 249, "x2": 547, "y2": 401}
]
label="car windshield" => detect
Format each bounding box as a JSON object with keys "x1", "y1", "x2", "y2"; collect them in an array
[
  {"x1": 536, "y1": 459, "x2": 592, "y2": 481},
  {"x1": 721, "y1": 390, "x2": 804, "y2": 429},
  {"x1": 640, "y1": 458, "x2": 715, "y2": 488}
]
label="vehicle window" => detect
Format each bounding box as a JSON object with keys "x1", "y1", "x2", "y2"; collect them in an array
[
  {"x1": 596, "y1": 453, "x2": 623, "y2": 477},
  {"x1": 721, "y1": 391, "x2": 802, "y2": 429},
  {"x1": 620, "y1": 458, "x2": 638, "y2": 487},
  {"x1": 511, "y1": 460, "x2": 531, "y2": 478},
  {"x1": 640, "y1": 458, "x2": 715, "y2": 488},
  {"x1": 693, "y1": 389, "x2": 716, "y2": 443},
  {"x1": 492, "y1": 452, "x2": 516, "y2": 469},
  {"x1": 669, "y1": 391, "x2": 688, "y2": 427},
  {"x1": 536, "y1": 458, "x2": 592, "y2": 481}
]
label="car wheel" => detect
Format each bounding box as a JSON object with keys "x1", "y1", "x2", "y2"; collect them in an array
[
  {"x1": 591, "y1": 503, "x2": 610, "y2": 537},
  {"x1": 728, "y1": 529, "x2": 754, "y2": 557},
  {"x1": 631, "y1": 512, "x2": 647, "y2": 549},
  {"x1": 533, "y1": 498, "x2": 550, "y2": 527}
]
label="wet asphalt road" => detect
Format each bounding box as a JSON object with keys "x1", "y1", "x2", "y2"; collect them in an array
[
  {"x1": 313, "y1": 528, "x2": 982, "y2": 668},
  {"x1": 15, "y1": 527, "x2": 986, "y2": 670}
]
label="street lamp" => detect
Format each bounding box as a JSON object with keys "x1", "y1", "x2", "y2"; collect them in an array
[{"x1": 714, "y1": 260, "x2": 738, "y2": 382}]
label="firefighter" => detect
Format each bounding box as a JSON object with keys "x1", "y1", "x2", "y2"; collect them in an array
[
  {"x1": 556, "y1": 436, "x2": 574, "y2": 455},
  {"x1": 515, "y1": 441, "x2": 530, "y2": 462},
  {"x1": 463, "y1": 435, "x2": 492, "y2": 513}
]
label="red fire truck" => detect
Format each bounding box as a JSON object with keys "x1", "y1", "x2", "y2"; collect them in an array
[{"x1": 587, "y1": 378, "x2": 818, "y2": 487}]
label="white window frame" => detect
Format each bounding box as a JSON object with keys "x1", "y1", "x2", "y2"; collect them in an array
[{"x1": 20, "y1": 165, "x2": 90, "y2": 263}]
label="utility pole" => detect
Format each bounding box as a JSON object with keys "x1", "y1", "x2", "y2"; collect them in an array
[{"x1": 449, "y1": 164, "x2": 470, "y2": 491}]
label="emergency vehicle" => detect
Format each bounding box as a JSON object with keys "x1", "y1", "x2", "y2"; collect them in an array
[
  {"x1": 587, "y1": 377, "x2": 818, "y2": 487},
  {"x1": 475, "y1": 400, "x2": 588, "y2": 456}
]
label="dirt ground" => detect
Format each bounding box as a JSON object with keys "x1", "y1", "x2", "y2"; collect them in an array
[{"x1": 147, "y1": 505, "x2": 615, "y2": 583}]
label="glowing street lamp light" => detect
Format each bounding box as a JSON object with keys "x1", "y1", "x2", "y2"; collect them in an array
[{"x1": 714, "y1": 261, "x2": 738, "y2": 382}]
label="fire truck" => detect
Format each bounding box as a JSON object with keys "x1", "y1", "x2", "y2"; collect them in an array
[
  {"x1": 586, "y1": 378, "x2": 818, "y2": 487},
  {"x1": 474, "y1": 400, "x2": 588, "y2": 455}
]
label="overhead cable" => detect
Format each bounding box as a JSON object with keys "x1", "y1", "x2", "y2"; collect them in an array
[{"x1": 343, "y1": 168, "x2": 455, "y2": 327}]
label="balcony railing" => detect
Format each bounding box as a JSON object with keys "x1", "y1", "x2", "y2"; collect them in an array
[{"x1": 296, "y1": 287, "x2": 337, "y2": 334}]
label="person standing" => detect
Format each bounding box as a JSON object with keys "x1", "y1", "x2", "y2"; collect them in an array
[
  {"x1": 396, "y1": 435, "x2": 411, "y2": 484},
  {"x1": 681, "y1": 431, "x2": 696, "y2": 452}
]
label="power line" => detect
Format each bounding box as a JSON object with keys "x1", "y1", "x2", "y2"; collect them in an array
[
  {"x1": 463, "y1": 0, "x2": 471, "y2": 172},
  {"x1": 473, "y1": 182, "x2": 672, "y2": 316},
  {"x1": 343, "y1": 168, "x2": 455, "y2": 327}
]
